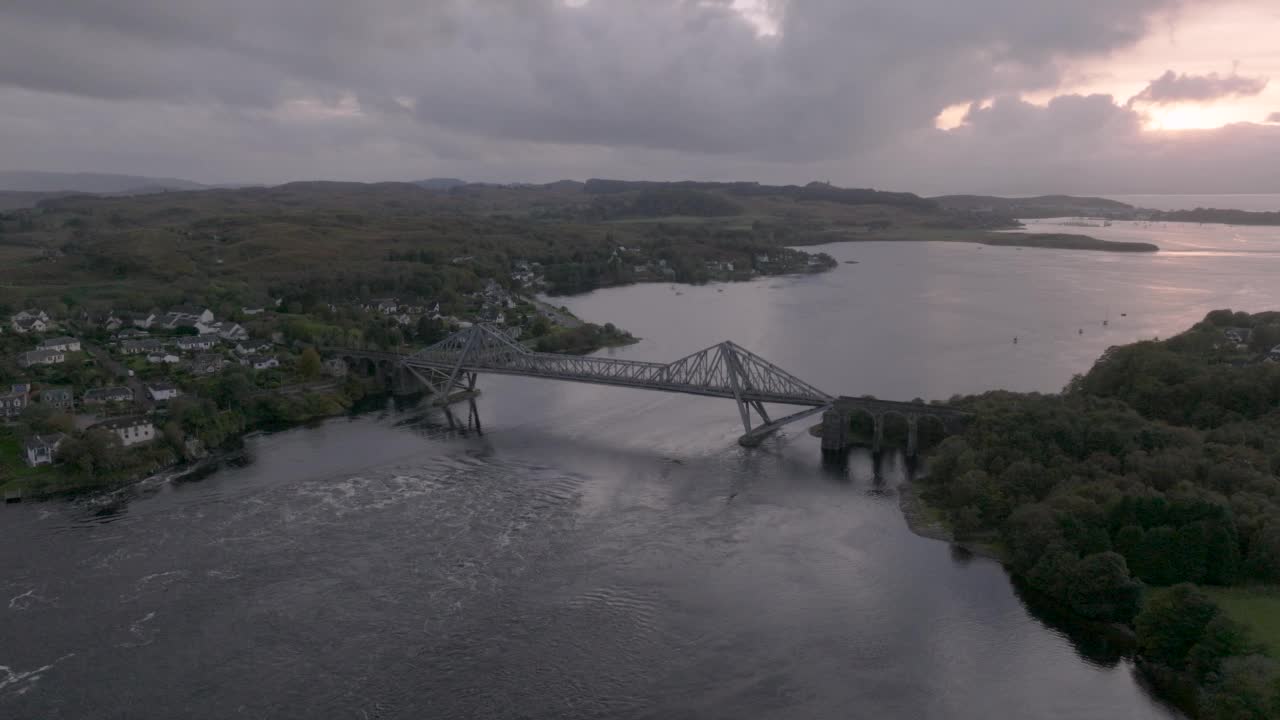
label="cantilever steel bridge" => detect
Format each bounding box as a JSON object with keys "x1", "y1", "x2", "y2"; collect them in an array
[{"x1": 400, "y1": 324, "x2": 834, "y2": 446}]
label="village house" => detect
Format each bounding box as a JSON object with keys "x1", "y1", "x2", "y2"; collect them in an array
[
  {"x1": 94, "y1": 416, "x2": 155, "y2": 447},
  {"x1": 124, "y1": 311, "x2": 157, "y2": 329},
  {"x1": 39, "y1": 386, "x2": 74, "y2": 412},
  {"x1": 83, "y1": 386, "x2": 134, "y2": 405},
  {"x1": 155, "y1": 312, "x2": 194, "y2": 331},
  {"x1": 1224, "y1": 327, "x2": 1253, "y2": 346},
  {"x1": 171, "y1": 305, "x2": 215, "y2": 325},
  {"x1": 121, "y1": 338, "x2": 163, "y2": 355},
  {"x1": 12, "y1": 309, "x2": 49, "y2": 324},
  {"x1": 101, "y1": 312, "x2": 124, "y2": 332},
  {"x1": 23, "y1": 433, "x2": 66, "y2": 467},
  {"x1": 18, "y1": 349, "x2": 66, "y2": 367},
  {"x1": 1268, "y1": 345, "x2": 1280, "y2": 362},
  {"x1": 116, "y1": 328, "x2": 150, "y2": 340},
  {"x1": 242, "y1": 354, "x2": 279, "y2": 371},
  {"x1": 241, "y1": 306, "x2": 265, "y2": 316},
  {"x1": 147, "y1": 352, "x2": 181, "y2": 365},
  {"x1": 146, "y1": 382, "x2": 181, "y2": 402},
  {"x1": 121, "y1": 338, "x2": 160, "y2": 355},
  {"x1": 174, "y1": 335, "x2": 218, "y2": 352},
  {"x1": 212, "y1": 322, "x2": 248, "y2": 341},
  {"x1": 187, "y1": 354, "x2": 226, "y2": 375},
  {"x1": 10, "y1": 312, "x2": 49, "y2": 334},
  {"x1": 0, "y1": 384, "x2": 30, "y2": 419},
  {"x1": 235, "y1": 338, "x2": 273, "y2": 355},
  {"x1": 365, "y1": 298, "x2": 399, "y2": 314},
  {"x1": 37, "y1": 336, "x2": 81, "y2": 353}
]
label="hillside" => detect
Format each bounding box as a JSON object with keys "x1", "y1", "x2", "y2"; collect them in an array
[
  {"x1": 0, "y1": 171, "x2": 209, "y2": 194},
  {"x1": 0, "y1": 190, "x2": 88, "y2": 211},
  {"x1": 0, "y1": 179, "x2": 1154, "y2": 315}
]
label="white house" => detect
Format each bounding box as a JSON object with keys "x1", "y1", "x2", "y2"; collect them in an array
[
  {"x1": 235, "y1": 338, "x2": 273, "y2": 355},
  {"x1": 174, "y1": 335, "x2": 218, "y2": 352},
  {"x1": 213, "y1": 322, "x2": 249, "y2": 341},
  {"x1": 171, "y1": 305, "x2": 215, "y2": 325},
  {"x1": 242, "y1": 354, "x2": 279, "y2": 371},
  {"x1": 37, "y1": 336, "x2": 81, "y2": 353},
  {"x1": 124, "y1": 311, "x2": 157, "y2": 329},
  {"x1": 147, "y1": 352, "x2": 181, "y2": 365},
  {"x1": 146, "y1": 382, "x2": 181, "y2": 402},
  {"x1": 23, "y1": 433, "x2": 66, "y2": 467},
  {"x1": 95, "y1": 416, "x2": 155, "y2": 447},
  {"x1": 12, "y1": 309, "x2": 49, "y2": 324},
  {"x1": 18, "y1": 349, "x2": 66, "y2": 367},
  {"x1": 10, "y1": 314, "x2": 49, "y2": 334}
]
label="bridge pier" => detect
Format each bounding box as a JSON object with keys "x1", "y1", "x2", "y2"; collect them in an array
[
  {"x1": 907, "y1": 415, "x2": 919, "y2": 458},
  {"x1": 820, "y1": 408, "x2": 850, "y2": 454},
  {"x1": 872, "y1": 414, "x2": 885, "y2": 455}
]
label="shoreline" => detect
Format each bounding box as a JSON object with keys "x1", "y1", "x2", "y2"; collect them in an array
[
  {"x1": 787, "y1": 229, "x2": 1159, "y2": 253},
  {"x1": 896, "y1": 480, "x2": 1005, "y2": 561}
]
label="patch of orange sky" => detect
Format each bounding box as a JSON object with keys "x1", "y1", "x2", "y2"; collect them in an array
[{"x1": 937, "y1": 0, "x2": 1280, "y2": 131}]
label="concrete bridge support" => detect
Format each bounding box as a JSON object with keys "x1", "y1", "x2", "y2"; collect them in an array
[
  {"x1": 821, "y1": 399, "x2": 967, "y2": 460},
  {"x1": 820, "y1": 407, "x2": 851, "y2": 453}
]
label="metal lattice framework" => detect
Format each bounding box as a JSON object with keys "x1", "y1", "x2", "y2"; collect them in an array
[{"x1": 402, "y1": 325, "x2": 834, "y2": 446}]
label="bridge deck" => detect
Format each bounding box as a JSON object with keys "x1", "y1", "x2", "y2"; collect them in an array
[
  {"x1": 335, "y1": 325, "x2": 964, "y2": 448},
  {"x1": 404, "y1": 326, "x2": 833, "y2": 408}
]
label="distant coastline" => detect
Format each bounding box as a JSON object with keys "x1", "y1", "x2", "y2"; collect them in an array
[{"x1": 790, "y1": 227, "x2": 1159, "y2": 253}]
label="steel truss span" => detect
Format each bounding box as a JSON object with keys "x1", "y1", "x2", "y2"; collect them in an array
[{"x1": 403, "y1": 325, "x2": 834, "y2": 446}]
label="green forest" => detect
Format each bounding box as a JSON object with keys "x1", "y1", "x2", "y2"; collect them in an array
[{"x1": 919, "y1": 310, "x2": 1280, "y2": 718}]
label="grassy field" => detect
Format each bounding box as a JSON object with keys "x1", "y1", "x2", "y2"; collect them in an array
[{"x1": 1204, "y1": 586, "x2": 1280, "y2": 658}]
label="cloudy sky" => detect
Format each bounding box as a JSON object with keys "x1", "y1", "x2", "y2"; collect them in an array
[{"x1": 3, "y1": 0, "x2": 1280, "y2": 194}]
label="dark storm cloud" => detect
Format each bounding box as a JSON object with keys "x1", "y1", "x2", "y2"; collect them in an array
[
  {"x1": 4, "y1": 0, "x2": 1274, "y2": 193},
  {"x1": 0, "y1": 1, "x2": 1195, "y2": 154},
  {"x1": 1129, "y1": 69, "x2": 1269, "y2": 106}
]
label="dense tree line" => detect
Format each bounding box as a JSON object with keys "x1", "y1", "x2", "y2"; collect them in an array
[{"x1": 919, "y1": 310, "x2": 1280, "y2": 715}]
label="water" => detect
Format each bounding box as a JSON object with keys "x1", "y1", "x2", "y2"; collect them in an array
[{"x1": 5, "y1": 223, "x2": 1280, "y2": 719}]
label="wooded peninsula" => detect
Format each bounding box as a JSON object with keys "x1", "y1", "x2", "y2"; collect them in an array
[{"x1": 915, "y1": 310, "x2": 1280, "y2": 718}]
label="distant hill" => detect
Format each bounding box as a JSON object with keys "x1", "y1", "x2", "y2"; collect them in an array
[
  {"x1": 591, "y1": 188, "x2": 745, "y2": 219},
  {"x1": 0, "y1": 171, "x2": 210, "y2": 194},
  {"x1": 932, "y1": 194, "x2": 1134, "y2": 218},
  {"x1": 584, "y1": 179, "x2": 936, "y2": 210},
  {"x1": 0, "y1": 190, "x2": 90, "y2": 211},
  {"x1": 413, "y1": 178, "x2": 468, "y2": 191},
  {"x1": 1147, "y1": 208, "x2": 1280, "y2": 226}
]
